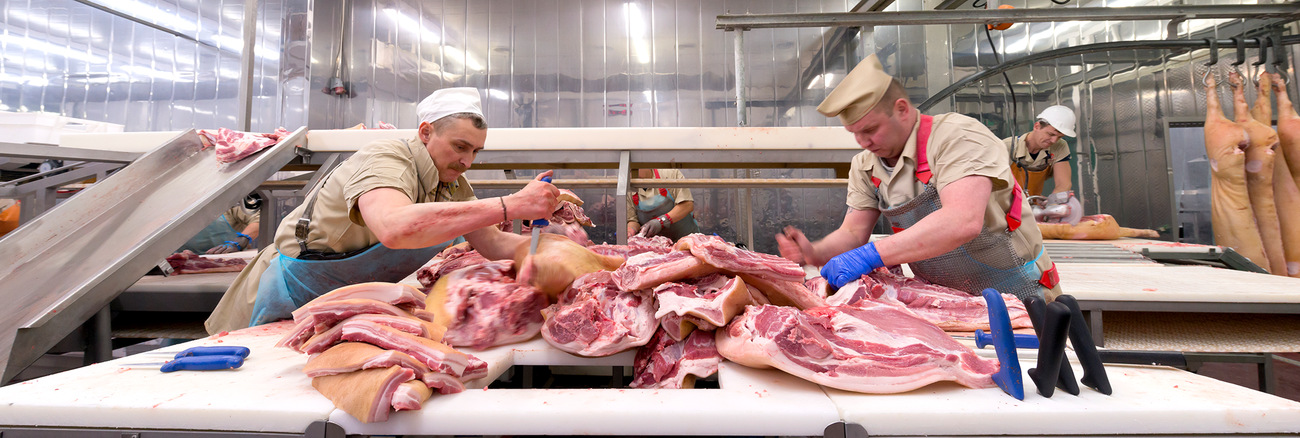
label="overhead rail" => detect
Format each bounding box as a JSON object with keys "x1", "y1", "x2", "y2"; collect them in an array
[
  {"x1": 918, "y1": 35, "x2": 1300, "y2": 111},
  {"x1": 715, "y1": 4, "x2": 1300, "y2": 30}
]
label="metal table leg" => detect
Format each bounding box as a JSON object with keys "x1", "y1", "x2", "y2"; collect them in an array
[
  {"x1": 83, "y1": 306, "x2": 112, "y2": 365},
  {"x1": 1260, "y1": 353, "x2": 1276, "y2": 394}
]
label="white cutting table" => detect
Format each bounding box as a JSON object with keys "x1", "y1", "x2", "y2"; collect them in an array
[{"x1": 1, "y1": 321, "x2": 1298, "y2": 437}]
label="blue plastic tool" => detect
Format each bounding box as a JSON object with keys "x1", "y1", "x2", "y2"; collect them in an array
[
  {"x1": 981, "y1": 288, "x2": 1024, "y2": 400},
  {"x1": 974, "y1": 330, "x2": 1039, "y2": 350},
  {"x1": 124, "y1": 355, "x2": 245, "y2": 373},
  {"x1": 528, "y1": 174, "x2": 553, "y2": 255},
  {"x1": 145, "y1": 346, "x2": 251, "y2": 359}
]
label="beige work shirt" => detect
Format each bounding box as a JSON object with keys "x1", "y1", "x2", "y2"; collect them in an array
[
  {"x1": 845, "y1": 113, "x2": 1059, "y2": 297},
  {"x1": 626, "y1": 169, "x2": 695, "y2": 223},
  {"x1": 205, "y1": 137, "x2": 476, "y2": 334},
  {"x1": 1004, "y1": 135, "x2": 1071, "y2": 170},
  {"x1": 223, "y1": 205, "x2": 260, "y2": 232}
]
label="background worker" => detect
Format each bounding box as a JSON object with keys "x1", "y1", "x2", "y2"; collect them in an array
[
  {"x1": 775, "y1": 54, "x2": 1061, "y2": 302},
  {"x1": 1005, "y1": 105, "x2": 1080, "y2": 220},
  {"x1": 626, "y1": 168, "x2": 700, "y2": 241},
  {"x1": 177, "y1": 193, "x2": 262, "y2": 254}
]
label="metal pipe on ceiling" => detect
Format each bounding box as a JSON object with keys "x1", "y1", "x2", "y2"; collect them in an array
[
  {"x1": 716, "y1": 4, "x2": 1300, "y2": 30},
  {"x1": 918, "y1": 35, "x2": 1300, "y2": 111}
]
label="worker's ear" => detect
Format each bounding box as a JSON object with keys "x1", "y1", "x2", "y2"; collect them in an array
[
  {"x1": 417, "y1": 122, "x2": 434, "y2": 144},
  {"x1": 893, "y1": 98, "x2": 910, "y2": 118}
]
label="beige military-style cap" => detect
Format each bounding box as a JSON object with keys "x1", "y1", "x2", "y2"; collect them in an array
[{"x1": 817, "y1": 54, "x2": 894, "y2": 126}]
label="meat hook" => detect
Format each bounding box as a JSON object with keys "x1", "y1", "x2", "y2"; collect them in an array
[
  {"x1": 1230, "y1": 37, "x2": 1248, "y2": 86},
  {"x1": 1200, "y1": 38, "x2": 1218, "y2": 88},
  {"x1": 1252, "y1": 37, "x2": 1270, "y2": 88}
]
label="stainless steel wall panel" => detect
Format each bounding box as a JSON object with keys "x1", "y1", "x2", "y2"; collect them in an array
[
  {"x1": 580, "y1": 0, "x2": 606, "y2": 127},
  {"x1": 625, "y1": 0, "x2": 653, "y2": 128},
  {"x1": 675, "y1": 0, "x2": 704, "y2": 127},
  {"x1": 534, "y1": 0, "x2": 561, "y2": 128}
]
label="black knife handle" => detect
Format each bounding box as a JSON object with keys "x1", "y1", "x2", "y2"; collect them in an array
[
  {"x1": 1025, "y1": 296, "x2": 1079, "y2": 396},
  {"x1": 1054, "y1": 295, "x2": 1112, "y2": 395},
  {"x1": 1028, "y1": 300, "x2": 1072, "y2": 398}
]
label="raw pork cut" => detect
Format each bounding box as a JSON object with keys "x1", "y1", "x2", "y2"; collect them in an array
[
  {"x1": 523, "y1": 221, "x2": 591, "y2": 246},
  {"x1": 540, "y1": 271, "x2": 658, "y2": 357},
  {"x1": 612, "y1": 250, "x2": 720, "y2": 291},
  {"x1": 426, "y1": 261, "x2": 547, "y2": 349},
  {"x1": 166, "y1": 251, "x2": 247, "y2": 275},
  {"x1": 588, "y1": 244, "x2": 672, "y2": 259},
  {"x1": 717, "y1": 303, "x2": 999, "y2": 393},
  {"x1": 1204, "y1": 73, "x2": 1269, "y2": 268},
  {"x1": 1275, "y1": 73, "x2": 1300, "y2": 194},
  {"x1": 289, "y1": 282, "x2": 426, "y2": 322},
  {"x1": 303, "y1": 343, "x2": 465, "y2": 395},
  {"x1": 417, "y1": 248, "x2": 490, "y2": 288},
  {"x1": 1267, "y1": 74, "x2": 1300, "y2": 277},
  {"x1": 630, "y1": 328, "x2": 721, "y2": 389},
  {"x1": 825, "y1": 270, "x2": 1032, "y2": 332},
  {"x1": 628, "y1": 235, "x2": 673, "y2": 248},
  {"x1": 339, "y1": 320, "x2": 488, "y2": 380},
  {"x1": 1036, "y1": 214, "x2": 1159, "y2": 240},
  {"x1": 674, "y1": 234, "x2": 806, "y2": 283},
  {"x1": 294, "y1": 314, "x2": 446, "y2": 355},
  {"x1": 515, "y1": 233, "x2": 624, "y2": 298},
  {"x1": 311, "y1": 365, "x2": 415, "y2": 423},
  {"x1": 200, "y1": 127, "x2": 292, "y2": 164},
  {"x1": 391, "y1": 381, "x2": 432, "y2": 411},
  {"x1": 654, "y1": 274, "x2": 754, "y2": 340},
  {"x1": 1231, "y1": 71, "x2": 1286, "y2": 275},
  {"x1": 736, "y1": 274, "x2": 826, "y2": 310}
]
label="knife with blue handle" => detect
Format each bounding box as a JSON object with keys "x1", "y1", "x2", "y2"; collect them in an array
[
  {"x1": 123, "y1": 355, "x2": 245, "y2": 372},
  {"x1": 973, "y1": 330, "x2": 1039, "y2": 349},
  {"x1": 142, "y1": 346, "x2": 251, "y2": 359},
  {"x1": 528, "y1": 175, "x2": 553, "y2": 255}
]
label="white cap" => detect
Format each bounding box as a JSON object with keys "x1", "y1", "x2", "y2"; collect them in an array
[
  {"x1": 417, "y1": 88, "x2": 484, "y2": 126},
  {"x1": 1037, "y1": 105, "x2": 1076, "y2": 138}
]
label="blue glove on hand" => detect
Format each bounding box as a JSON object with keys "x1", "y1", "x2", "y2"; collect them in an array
[{"x1": 821, "y1": 242, "x2": 885, "y2": 289}]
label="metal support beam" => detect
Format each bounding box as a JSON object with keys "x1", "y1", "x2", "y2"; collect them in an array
[
  {"x1": 615, "y1": 151, "x2": 630, "y2": 245},
  {"x1": 236, "y1": 0, "x2": 260, "y2": 132},
  {"x1": 0, "y1": 142, "x2": 140, "y2": 163},
  {"x1": 734, "y1": 30, "x2": 748, "y2": 128},
  {"x1": 716, "y1": 4, "x2": 1300, "y2": 30}
]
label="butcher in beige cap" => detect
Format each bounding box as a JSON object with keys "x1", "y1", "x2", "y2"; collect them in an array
[
  {"x1": 206, "y1": 88, "x2": 560, "y2": 333},
  {"x1": 776, "y1": 55, "x2": 1060, "y2": 303}
]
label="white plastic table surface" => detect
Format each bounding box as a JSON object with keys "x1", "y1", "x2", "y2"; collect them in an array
[{"x1": 0, "y1": 321, "x2": 333, "y2": 434}]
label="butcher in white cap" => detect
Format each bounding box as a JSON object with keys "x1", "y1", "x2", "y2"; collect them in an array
[{"x1": 206, "y1": 87, "x2": 559, "y2": 333}]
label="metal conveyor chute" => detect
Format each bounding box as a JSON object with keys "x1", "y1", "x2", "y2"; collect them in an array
[{"x1": 0, "y1": 128, "x2": 306, "y2": 382}]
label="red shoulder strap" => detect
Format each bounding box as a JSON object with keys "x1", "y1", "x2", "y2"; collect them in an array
[
  {"x1": 1006, "y1": 181, "x2": 1025, "y2": 232},
  {"x1": 870, "y1": 176, "x2": 882, "y2": 188},
  {"x1": 915, "y1": 115, "x2": 934, "y2": 185}
]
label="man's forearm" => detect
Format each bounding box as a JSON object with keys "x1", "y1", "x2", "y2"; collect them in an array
[
  {"x1": 469, "y1": 227, "x2": 527, "y2": 260},
  {"x1": 380, "y1": 198, "x2": 509, "y2": 249},
  {"x1": 666, "y1": 201, "x2": 694, "y2": 223}
]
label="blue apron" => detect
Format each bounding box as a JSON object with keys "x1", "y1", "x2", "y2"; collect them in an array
[
  {"x1": 633, "y1": 170, "x2": 701, "y2": 241},
  {"x1": 178, "y1": 214, "x2": 241, "y2": 253},
  {"x1": 247, "y1": 239, "x2": 456, "y2": 326}
]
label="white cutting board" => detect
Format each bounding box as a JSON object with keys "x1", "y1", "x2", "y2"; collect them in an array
[
  {"x1": 334, "y1": 361, "x2": 841, "y2": 436},
  {"x1": 826, "y1": 359, "x2": 1300, "y2": 436},
  {"x1": 0, "y1": 321, "x2": 332, "y2": 433}
]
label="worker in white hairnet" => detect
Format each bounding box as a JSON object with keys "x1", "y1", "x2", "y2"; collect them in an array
[
  {"x1": 1005, "y1": 105, "x2": 1081, "y2": 224},
  {"x1": 625, "y1": 168, "x2": 700, "y2": 242},
  {"x1": 177, "y1": 193, "x2": 262, "y2": 254},
  {"x1": 205, "y1": 88, "x2": 560, "y2": 333},
  {"x1": 775, "y1": 54, "x2": 1061, "y2": 302}
]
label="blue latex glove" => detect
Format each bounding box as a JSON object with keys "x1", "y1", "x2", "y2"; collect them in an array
[{"x1": 821, "y1": 242, "x2": 885, "y2": 289}]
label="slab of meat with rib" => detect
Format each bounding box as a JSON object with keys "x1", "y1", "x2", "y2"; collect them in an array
[
  {"x1": 716, "y1": 303, "x2": 999, "y2": 393},
  {"x1": 628, "y1": 235, "x2": 673, "y2": 248},
  {"x1": 674, "y1": 233, "x2": 805, "y2": 283},
  {"x1": 338, "y1": 319, "x2": 488, "y2": 380},
  {"x1": 293, "y1": 313, "x2": 446, "y2": 355},
  {"x1": 166, "y1": 250, "x2": 247, "y2": 275},
  {"x1": 654, "y1": 274, "x2": 754, "y2": 340},
  {"x1": 303, "y1": 342, "x2": 465, "y2": 395},
  {"x1": 612, "y1": 250, "x2": 720, "y2": 291},
  {"x1": 825, "y1": 269, "x2": 1032, "y2": 332},
  {"x1": 630, "y1": 328, "x2": 721, "y2": 389},
  {"x1": 540, "y1": 271, "x2": 658, "y2": 357},
  {"x1": 425, "y1": 261, "x2": 547, "y2": 350},
  {"x1": 416, "y1": 248, "x2": 490, "y2": 288},
  {"x1": 200, "y1": 127, "x2": 292, "y2": 164},
  {"x1": 588, "y1": 243, "x2": 672, "y2": 259},
  {"x1": 289, "y1": 282, "x2": 427, "y2": 321}
]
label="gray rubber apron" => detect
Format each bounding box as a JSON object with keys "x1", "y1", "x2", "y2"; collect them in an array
[
  {"x1": 874, "y1": 115, "x2": 1047, "y2": 302},
  {"x1": 633, "y1": 169, "x2": 700, "y2": 241},
  {"x1": 177, "y1": 214, "x2": 241, "y2": 253},
  {"x1": 248, "y1": 140, "x2": 455, "y2": 326}
]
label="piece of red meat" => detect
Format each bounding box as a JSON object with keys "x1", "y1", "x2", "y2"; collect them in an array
[
  {"x1": 611, "y1": 250, "x2": 720, "y2": 291},
  {"x1": 587, "y1": 244, "x2": 672, "y2": 259},
  {"x1": 653, "y1": 274, "x2": 754, "y2": 340},
  {"x1": 539, "y1": 271, "x2": 657, "y2": 357},
  {"x1": 416, "y1": 250, "x2": 491, "y2": 288},
  {"x1": 717, "y1": 303, "x2": 999, "y2": 394},
  {"x1": 201, "y1": 127, "x2": 291, "y2": 164},
  {"x1": 166, "y1": 250, "x2": 247, "y2": 275},
  {"x1": 825, "y1": 268, "x2": 1033, "y2": 332},
  {"x1": 429, "y1": 261, "x2": 547, "y2": 350},
  {"x1": 674, "y1": 233, "x2": 805, "y2": 283},
  {"x1": 630, "y1": 328, "x2": 721, "y2": 389}
]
